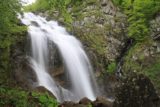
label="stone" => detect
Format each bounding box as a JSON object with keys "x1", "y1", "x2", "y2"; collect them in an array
[
  {"x1": 79, "y1": 97, "x2": 92, "y2": 105},
  {"x1": 92, "y1": 96, "x2": 113, "y2": 107},
  {"x1": 59, "y1": 101, "x2": 86, "y2": 107}
]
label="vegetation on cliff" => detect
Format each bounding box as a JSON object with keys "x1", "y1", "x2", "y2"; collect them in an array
[
  {"x1": 0, "y1": 0, "x2": 26, "y2": 72},
  {"x1": 113, "y1": 0, "x2": 160, "y2": 41}
]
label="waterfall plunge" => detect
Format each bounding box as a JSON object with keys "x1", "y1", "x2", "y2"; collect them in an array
[{"x1": 20, "y1": 12, "x2": 98, "y2": 102}]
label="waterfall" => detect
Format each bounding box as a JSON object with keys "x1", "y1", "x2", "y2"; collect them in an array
[{"x1": 19, "y1": 12, "x2": 98, "y2": 102}]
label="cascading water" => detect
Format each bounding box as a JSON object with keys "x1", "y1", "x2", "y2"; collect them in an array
[
  {"x1": 19, "y1": 0, "x2": 99, "y2": 102},
  {"x1": 19, "y1": 12, "x2": 98, "y2": 102}
]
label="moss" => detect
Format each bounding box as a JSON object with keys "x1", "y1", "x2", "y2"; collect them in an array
[{"x1": 107, "y1": 62, "x2": 117, "y2": 74}]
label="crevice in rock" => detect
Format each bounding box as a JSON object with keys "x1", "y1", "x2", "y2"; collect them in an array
[{"x1": 115, "y1": 38, "x2": 135, "y2": 78}]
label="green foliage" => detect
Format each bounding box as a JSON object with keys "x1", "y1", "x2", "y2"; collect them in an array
[
  {"x1": 87, "y1": 103, "x2": 93, "y2": 107},
  {"x1": 32, "y1": 92, "x2": 58, "y2": 107},
  {"x1": 0, "y1": 87, "x2": 29, "y2": 107},
  {"x1": 113, "y1": 0, "x2": 160, "y2": 42},
  {"x1": 0, "y1": 0, "x2": 26, "y2": 72},
  {"x1": 0, "y1": 86, "x2": 58, "y2": 107},
  {"x1": 107, "y1": 62, "x2": 116, "y2": 74},
  {"x1": 24, "y1": 0, "x2": 50, "y2": 12},
  {"x1": 0, "y1": 0, "x2": 23, "y2": 34}
]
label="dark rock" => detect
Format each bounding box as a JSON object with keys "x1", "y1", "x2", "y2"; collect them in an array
[
  {"x1": 100, "y1": 75, "x2": 118, "y2": 98},
  {"x1": 31, "y1": 21, "x2": 40, "y2": 27},
  {"x1": 79, "y1": 97, "x2": 92, "y2": 105},
  {"x1": 113, "y1": 72, "x2": 160, "y2": 107},
  {"x1": 59, "y1": 101, "x2": 86, "y2": 107},
  {"x1": 59, "y1": 101, "x2": 75, "y2": 107},
  {"x1": 92, "y1": 96, "x2": 113, "y2": 107},
  {"x1": 10, "y1": 33, "x2": 37, "y2": 89}
]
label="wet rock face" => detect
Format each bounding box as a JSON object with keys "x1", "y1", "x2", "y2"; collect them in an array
[
  {"x1": 47, "y1": 42, "x2": 71, "y2": 89},
  {"x1": 10, "y1": 35, "x2": 68, "y2": 89},
  {"x1": 113, "y1": 72, "x2": 160, "y2": 107}
]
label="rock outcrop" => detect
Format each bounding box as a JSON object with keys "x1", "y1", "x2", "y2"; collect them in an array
[{"x1": 113, "y1": 72, "x2": 160, "y2": 107}]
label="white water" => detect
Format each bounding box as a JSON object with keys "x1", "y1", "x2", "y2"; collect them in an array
[
  {"x1": 20, "y1": 12, "x2": 98, "y2": 102},
  {"x1": 20, "y1": 0, "x2": 36, "y2": 6}
]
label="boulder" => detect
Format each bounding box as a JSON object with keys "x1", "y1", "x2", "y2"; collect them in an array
[
  {"x1": 59, "y1": 101, "x2": 86, "y2": 107},
  {"x1": 113, "y1": 72, "x2": 160, "y2": 107},
  {"x1": 79, "y1": 97, "x2": 92, "y2": 105},
  {"x1": 92, "y1": 96, "x2": 113, "y2": 107}
]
